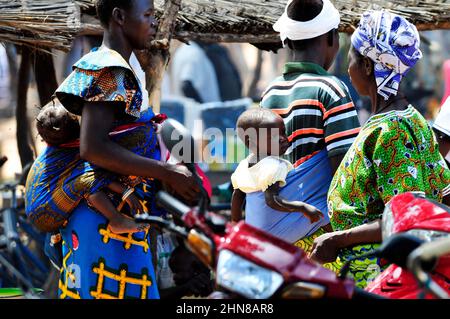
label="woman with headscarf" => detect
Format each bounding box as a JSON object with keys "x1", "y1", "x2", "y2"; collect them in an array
[{"x1": 309, "y1": 10, "x2": 450, "y2": 288}]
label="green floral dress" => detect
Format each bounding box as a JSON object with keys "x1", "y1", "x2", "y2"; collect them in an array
[{"x1": 328, "y1": 105, "x2": 450, "y2": 288}]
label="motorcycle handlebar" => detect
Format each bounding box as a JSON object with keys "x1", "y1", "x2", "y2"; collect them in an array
[
  {"x1": 155, "y1": 191, "x2": 191, "y2": 218},
  {"x1": 407, "y1": 237, "x2": 450, "y2": 299}
]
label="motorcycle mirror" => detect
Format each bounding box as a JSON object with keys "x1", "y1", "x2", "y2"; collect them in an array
[
  {"x1": 376, "y1": 233, "x2": 425, "y2": 268},
  {"x1": 160, "y1": 119, "x2": 209, "y2": 215},
  {"x1": 160, "y1": 119, "x2": 196, "y2": 165}
]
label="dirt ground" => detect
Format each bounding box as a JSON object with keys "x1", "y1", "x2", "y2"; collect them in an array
[{"x1": 0, "y1": 85, "x2": 45, "y2": 182}]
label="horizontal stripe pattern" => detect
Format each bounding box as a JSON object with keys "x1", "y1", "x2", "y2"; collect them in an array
[
  {"x1": 262, "y1": 75, "x2": 347, "y2": 99},
  {"x1": 289, "y1": 128, "x2": 324, "y2": 142},
  {"x1": 443, "y1": 184, "x2": 450, "y2": 196},
  {"x1": 261, "y1": 69, "x2": 360, "y2": 165},
  {"x1": 327, "y1": 137, "x2": 358, "y2": 152},
  {"x1": 323, "y1": 102, "x2": 356, "y2": 120},
  {"x1": 324, "y1": 110, "x2": 358, "y2": 126},
  {"x1": 262, "y1": 81, "x2": 341, "y2": 104},
  {"x1": 271, "y1": 99, "x2": 326, "y2": 115},
  {"x1": 325, "y1": 128, "x2": 361, "y2": 144},
  {"x1": 285, "y1": 137, "x2": 323, "y2": 155}
]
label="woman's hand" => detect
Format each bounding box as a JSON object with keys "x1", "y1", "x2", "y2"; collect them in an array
[
  {"x1": 309, "y1": 231, "x2": 345, "y2": 264},
  {"x1": 166, "y1": 164, "x2": 200, "y2": 202},
  {"x1": 310, "y1": 220, "x2": 382, "y2": 264}
]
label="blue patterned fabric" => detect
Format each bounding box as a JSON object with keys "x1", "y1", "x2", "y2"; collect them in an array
[
  {"x1": 25, "y1": 47, "x2": 162, "y2": 299},
  {"x1": 58, "y1": 201, "x2": 160, "y2": 299},
  {"x1": 244, "y1": 149, "x2": 332, "y2": 243},
  {"x1": 55, "y1": 46, "x2": 147, "y2": 119},
  {"x1": 351, "y1": 10, "x2": 422, "y2": 100}
]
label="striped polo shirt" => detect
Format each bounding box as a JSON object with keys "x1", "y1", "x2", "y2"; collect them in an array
[{"x1": 261, "y1": 62, "x2": 361, "y2": 168}]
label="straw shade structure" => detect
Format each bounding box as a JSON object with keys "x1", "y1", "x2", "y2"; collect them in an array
[{"x1": 1, "y1": 0, "x2": 449, "y2": 51}]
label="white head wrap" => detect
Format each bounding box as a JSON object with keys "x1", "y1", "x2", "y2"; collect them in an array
[
  {"x1": 273, "y1": 0, "x2": 340, "y2": 45},
  {"x1": 433, "y1": 97, "x2": 450, "y2": 138}
]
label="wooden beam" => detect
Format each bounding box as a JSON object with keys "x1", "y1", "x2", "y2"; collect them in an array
[
  {"x1": 173, "y1": 32, "x2": 281, "y2": 43},
  {"x1": 135, "y1": 0, "x2": 182, "y2": 114},
  {"x1": 79, "y1": 22, "x2": 450, "y2": 46},
  {"x1": 416, "y1": 21, "x2": 450, "y2": 31}
]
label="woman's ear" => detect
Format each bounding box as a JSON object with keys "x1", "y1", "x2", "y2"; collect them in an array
[
  {"x1": 111, "y1": 7, "x2": 126, "y2": 26},
  {"x1": 363, "y1": 57, "x2": 373, "y2": 76}
]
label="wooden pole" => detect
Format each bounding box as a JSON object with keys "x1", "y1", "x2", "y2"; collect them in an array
[
  {"x1": 135, "y1": 0, "x2": 182, "y2": 114},
  {"x1": 16, "y1": 46, "x2": 35, "y2": 168},
  {"x1": 32, "y1": 48, "x2": 58, "y2": 106}
]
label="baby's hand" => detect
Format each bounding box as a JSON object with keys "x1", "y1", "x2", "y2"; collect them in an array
[
  {"x1": 302, "y1": 205, "x2": 324, "y2": 224},
  {"x1": 125, "y1": 193, "x2": 144, "y2": 215}
]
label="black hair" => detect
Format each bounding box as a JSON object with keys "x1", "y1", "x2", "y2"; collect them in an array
[
  {"x1": 285, "y1": 0, "x2": 336, "y2": 50},
  {"x1": 95, "y1": 0, "x2": 133, "y2": 27}
]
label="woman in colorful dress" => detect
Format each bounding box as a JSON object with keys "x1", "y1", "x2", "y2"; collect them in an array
[
  {"x1": 25, "y1": 0, "x2": 199, "y2": 299},
  {"x1": 309, "y1": 10, "x2": 450, "y2": 288}
]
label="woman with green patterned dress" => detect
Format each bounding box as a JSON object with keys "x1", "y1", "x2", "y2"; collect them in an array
[{"x1": 309, "y1": 10, "x2": 450, "y2": 288}]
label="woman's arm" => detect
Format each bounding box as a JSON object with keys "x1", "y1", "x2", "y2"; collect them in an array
[
  {"x1": 309, "y1": 219, "x2": 382, "y2": 264},
  {"x1": 264, "y1": 184, "x2": 323, "y2": 223},
  {"x1": 231, "y1": 189, "x2": 245, "y2": 223},
  {"x1": 80, "y1": 101, "x2": 199, "y2": 201}
]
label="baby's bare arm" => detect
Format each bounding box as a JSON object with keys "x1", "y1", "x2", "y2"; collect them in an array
[
  {"x1": 231, "y1": 189, "x2": 246, "y2": 222},
  {"x1": 264, "y1": 184, "x2": 323, "y2": 223}
]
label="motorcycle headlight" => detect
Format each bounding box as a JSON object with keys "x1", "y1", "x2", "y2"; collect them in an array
[{"x1": 216, "y1": 250, "x2": 284, "y2": 299}]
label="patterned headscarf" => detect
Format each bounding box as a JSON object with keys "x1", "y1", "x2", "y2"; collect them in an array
[{"x1": 351, "y1": 10, "x2": 422, "y2": 100}]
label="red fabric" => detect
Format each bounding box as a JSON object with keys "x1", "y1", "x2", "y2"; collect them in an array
[
  {"x1": 442, "y1": 60, "x2": 450, "y2": 106},
  {"x1": 151, "y1": 113, "x2": 168, "y2": 124},
  {"x1": 57, "y1": 118, "x2": 164, "y2": 148},
  {"x1": 195, "y1": 164, "x2": 212, "y2": 199}
]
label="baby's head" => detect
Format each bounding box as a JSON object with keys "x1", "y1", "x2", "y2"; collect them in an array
[
  {"x1": 236, "y1": 108, "x2": 290, "y2": 157},
  {"x1": 36, "y1": 100, "x2": 80, "y2": 146}
]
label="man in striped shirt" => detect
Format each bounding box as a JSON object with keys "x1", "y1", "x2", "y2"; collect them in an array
[
  {"x1": 256, "y1": 0, "x2": 361, "y2": 244},
  {"x1": 262, "y1": 0, "x2": 360, "y2": 173}
]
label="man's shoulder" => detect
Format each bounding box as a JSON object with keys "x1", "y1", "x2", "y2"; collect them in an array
[
  {"x1": 305, "y1": 73, "x2": 351, "y2": 99},
  {"x1": 262, "y1": 73, "x2": 350, "y2": 100}
]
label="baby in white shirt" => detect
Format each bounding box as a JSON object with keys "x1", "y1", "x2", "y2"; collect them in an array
[{"x1": 230, "y1": 108, "x2": 323, "y2": 225}]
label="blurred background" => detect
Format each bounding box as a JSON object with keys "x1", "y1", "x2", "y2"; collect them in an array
[{"x1": 1, "y1": 30, "x2": 450, "y2": 187}]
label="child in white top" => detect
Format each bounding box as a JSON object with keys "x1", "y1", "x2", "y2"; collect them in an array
[{"x1": 230, "y1": 108, "x2": 323, "y2": 226}]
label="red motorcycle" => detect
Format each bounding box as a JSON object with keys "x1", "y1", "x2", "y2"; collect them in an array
[
  {"x1": 136, "y1": 119, "x2": 450, "y2": 299},
  {"x1": 365, "y1": 192, "x2": 450, "y2": 299}
]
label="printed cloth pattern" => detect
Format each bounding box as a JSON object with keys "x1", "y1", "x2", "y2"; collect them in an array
[
  {"x1": 328, "y1": 105, "x2": 450, "y2": 288},
  {"x1": 25, "y1": 46, "x2": 162, "y2": 299},
  {"x1": 351, "y1": 10, "x2": 422, "y2": 100}
]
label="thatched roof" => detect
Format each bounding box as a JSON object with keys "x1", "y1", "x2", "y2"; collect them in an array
[{"x1": 1, "y1": 0, "x2": 450, "y2": 51}]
